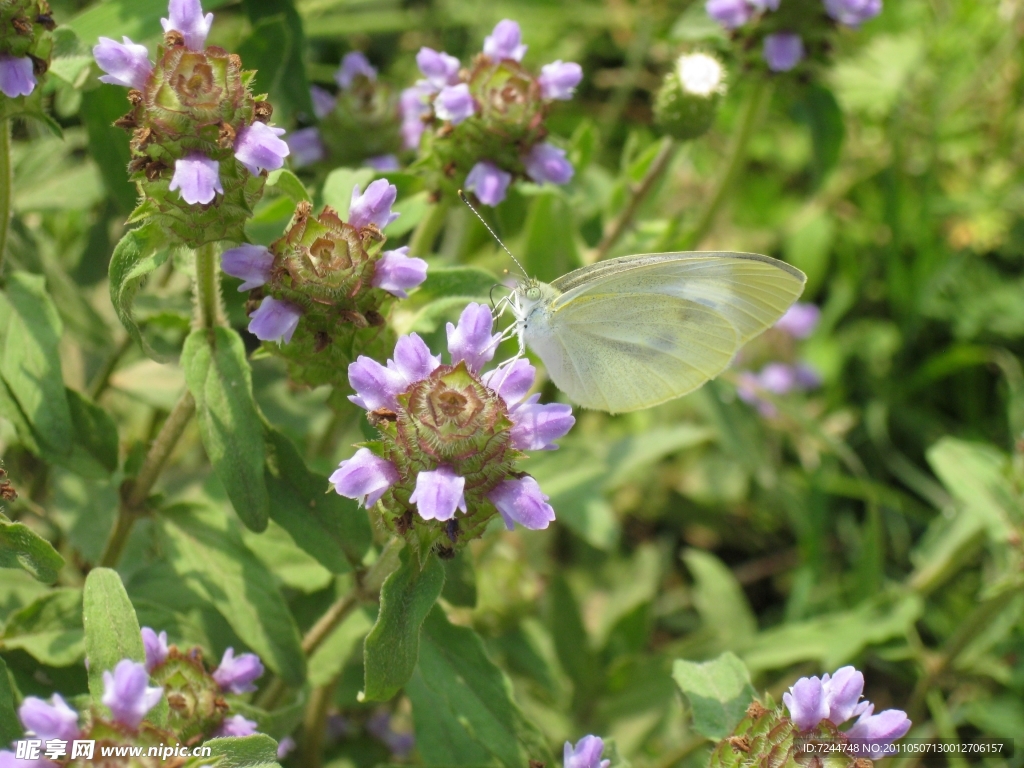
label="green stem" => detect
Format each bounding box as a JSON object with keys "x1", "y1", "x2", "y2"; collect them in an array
[
  {"x1": 300, "y1": 681, "x2": 336, "y2": 768},
  {"x1": 407, "y1": 199, "x2": 450, "y2": 258},
  {"x1": 88, "y1": 335, "x2": 134, "y2": 401},
  {"x1": 0, "y1": 120, "x2": 12, "y2": 278},
  {"x1": 193, "y1": 242, "x2": 224, "y2": 330}
]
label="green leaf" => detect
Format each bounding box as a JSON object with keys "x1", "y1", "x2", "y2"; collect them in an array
[
  {"x1": 107, "y1": 222, "x2": 171, "y2": 361},
  {"x1": 414, "y1": 265, "x2": 497, "y2": 302},
  {"x1": 204, "y1": 734, "x2": 282, "y2": 768},
  {"x1": 0, "y1": 656, "x2": 20, "y2": 745},
  {"x1": 266, "y1": 169, "x2": 311, "y2": 203},
  {"x1": 792, "y1": 84, "x2": 845, "y2": 188},
  {"x1": 160, "y1": 504, "x2": 305, "y2": 686},
  {"x1": 0, "y1": 588, "x2": 84, "y2": 666},
  {"x1": 321, "y1": 168, "x2": 375, "y2": 214},
  {"x1": 81, "y1": 86, "x2": 137, "y2": 213},
  {"x1": 0, "y1": 272, "x2": 73, "y2": 458},
  {"x1": 683, "y1": 549, "x2": 758, "y2": 649},
  {"x1": 441, "y1": 550, "x2": 477, "y2": 608},
  {"x1": 519, "y1": 189, "x2": 581, "y2": 284},
  {"x1": 363, "y1": 548, "x2": 445, "y2": 701},
  {"x1": 183, "y1": 328, "x2": 270, "y2": 532},
  {"x1": 66, "y1": 389, "x2": 120, "y2": 477},
  {"x1": 83, "y1": 568, "x2": 146, "y2": 704},
  {"x1": 0, "y1": 515, "x2": 64, "y2": 583},
  {"x1": 547, "y1": 575, "x2": 596, "y2": 699},
  {"x1": 240, "y1": 0, "x2": 314, "y2": 120},
  {"x1": 672, "y1": 651, "x2": 756, "y2": 740}
]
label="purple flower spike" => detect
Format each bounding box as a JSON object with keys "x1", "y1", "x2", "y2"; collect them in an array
[
  {"x1": 524, "y1": 143, "x2": 574, "y2": 185},
  {"x1": 286, "y1": 127, "x2": 326, "y2": 168},
  {"x1": 539, "y1": 60, "x2": 583, "y2": 101},
  {"x1": 824, "y1": 0, "x2": 882, "y2": 26},
  {"x1": 763, "y1": 32, "x2": 805, "y2": 72},
  {"x1": 93, "y1": 37, "x2": 152, "y2": 90},
  {"x1": 416, "y1": 47, "x2": 461, "y2": 90},
  {"x1": 775, "y1": 303, "x2": 820, "y2": 338},
  {"x1": 0, "y1": 56, "x2": 36, "y2": 98},
  {"x1": 410, "y1": 465, "x2": 467, "y2": 522},
  {"x1": 388, "y1": 333, "x2": 441, "y2": 384},
  {"x1": 348, "y1": 356, "x2": 406, "y2": 410},
  {"x1": 330, "y1": 448, "x2": 400, "y2": 508},
  {"x1": 488, "y1": 476, "x2": 556, "y2": 532},
  {"x1": 221, "y1": 244, "x2": 274, "y2": 291},
  {"x1": 372, "y1": 246, "x2": 428, "y2": 299},
  {"x1": 822, "y1": 666, "x2": 865, "y2": 724},
  {"x1": 563, "y1": 735, "x2": 610, "y2": 768},
  {"x1": 213, "y1": 648, "x2": 264, "y2": 694},
  {"x1": 434, "y1": 83, "x2": 476, "y2": 125},
  {"x1": 483, "y1": 19, "x2": 527, "y2": 61},
  {"x1": 101, "y1": 659, "x2": 163, "y2": 729},
  {"x1": 248, "y1": 296, "x2": 302, "y2": 344},
  {"x1": 365, "y1": 154, "x2": 401, "y2": 172},
  {"x1": 277, "y1": 737, "x2": 297, "y2": 759},
  {"x1": 847, "y1": 707, "x2": 912, "y2": 756},
  {"x1": 169, "y1": 152, "x2": 222, "y2": 205},
  {"x1": 482, "y1": 358, "x2": 536, "y2": 406},
  {"x1": 705, "y1": 0, "x2": 753, "y2": 28},
  {"x1": 141, "y1": 627, "x2": 169, "y2": 672},
  {"x1": 447, "y1": 302, "x2": 502, "y2": 373},
  {"x1": 783, "y1": 675, "x2": 829, "y2": 731},
  {"x1": 336, "y1": 51, "x2": 377, "y2": 89},
  {"x1": 510, "y1": 396, "x2": 575, "y2": 450},
  {"x1": 465, "y1": 161, "x2": 511, "y2": 206},
  {"x1": 349, "y1": 179, "x2": 400, "y2": 230},
  {"x1": 161, "y1": 0, "x2": 214, "y2": 51},
  {"x1": 310, "y1": 84, "x2": 337, "y2": 119},
  {"x1": 19, "y1": 695, "x2": 79, "y2": 741},
  {"x1": 234, "y1": 122, "x2": 289, "y2": 176},
  {"x1": 217, "y1": 714, "x2": 259, "y2": 737}
]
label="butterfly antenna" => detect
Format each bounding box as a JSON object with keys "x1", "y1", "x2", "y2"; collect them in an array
[{"x1": 458, "y1": 190, "x2": 528, "y2": 276}]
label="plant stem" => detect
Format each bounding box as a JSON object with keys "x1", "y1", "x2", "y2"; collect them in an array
[
  {"x1": 300, "y1": 680, "x2": 336, "y2": 768},
  {"x1": 407, "y1": 199, "x2": 450, "y2": 258},
  {"x1": 0, "y1": 120, "x2": 12, "y2": 278},
  {"x1": 193, "y1": 242, "x2": 224, "y2": 330},
  {"x1": 88, "y1": 335, "x2": 134, "y2": 401}
]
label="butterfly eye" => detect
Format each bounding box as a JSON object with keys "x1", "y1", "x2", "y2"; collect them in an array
[{"x1": 526, "y1": 286, "x2": 541, "y2": 300}]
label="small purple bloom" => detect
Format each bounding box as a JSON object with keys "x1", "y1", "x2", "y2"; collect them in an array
[
  {"x1": 93, "y1": 37, "x2": 152, "y2": 90},
  {"x1": 387, "y1": 333, "x2": 441, "y2": 385},
  {"x1": 783, "y1": 675, "x2": 829, "y2": 731},
  {"x1": 482, "y1": 358, "x2": 536, "y2": 406},
  {"x1": 410, "y1": 465, "x2": 467, "y2": 522},
  {"x1": 0, "y1": 56, "x2": 36, "y2": 98},
  {"x1": 447, "y1": 302, "x2": 502, "y2": 373},
  {"x1": 793, "y1": 363, "x2": 822, "y2": 389},
  {"x1": 563, "y1": 735, "x2": 610, "y2": 768},
  {"x1": 434, "y1": 83, "x2": 475, "y2": 125},
  {"x1": 366, "y1": 711, "x2": 415, "y2": 758},
  {"x1": 248, "y1": 296, "x2": 302, "y2": 344},
  {"x1": 465, "y1": 161, "x2": 511, "y2": 206},
  {"x1": 365, "y1": 154, "x2": 401, "y2": 171},
  {"x1": 286, "y1": 127, "x2": 327, "y2": 168},
  {"x1": 330, "y1": 448, "x2": 400, "y2": 508},
  {"x1": 169, "y1": 152, "x2": 223, "y2": 205},
  {"x1": 348, "y1": 356, "x2": 406, "y2": 411},
  {"x1": 823, "y1": 0, "x2": 882, "y2": 26},
  {"x1": 213, "y1": 648, "x2": 265, "y2": 694},
  {"x1": 539, "y1": 60, "x2": 583, "y2": 101},
  {"x1": 277, "y1": 737, "x2": 297, "y2": 759},
  {"x1": 524, "y1": 143, "x2": 574, "y2": 185},
  {"x1": 221, "y1": 244, "x2": 274, "y2": 291},
  {"x1": 758, "y1": 363, "x2": 797, "y2": 395},
  {"x1": 483, "y1": 19, "x2": 527, "y2": 61},
  {"x1": 234, "y1": 122, "x2": 290, "y2": 176},
  {"x1": 736, "y1": 371, "x2": 777, "y2": 418},
  {"x1": 416, "y1": 47, "x2": 461, "y2": 90},
  {"x1": 101, "y1": 659, "x2": 163, "y2": 729},
  {"x1": 141, "y1": 627, "x2": 169, "y2": 672},
  {"x1": 400, "y1": 84, "x2": 432, "y2": 149},
  {"x1": 488, "y1": 476, "x2": 556, "y2": 532},
  {"x1": 310, "y1": 84, "x2": 337, "y2": 119},
  {"x1": 0, "y1": 751, "x2": 51, "y2": 768},
  {"x1": 775, "y1": 303, "x2": 820, "y2": 338},
  {"x1": 510, "y1": 395, "x2": 575, "y2": 451},
  {"x1": 349, "y1": 179, "x2": 400, "y2": 230},
  {"x1": 217, "y1": 714, "x2": 259, "y2": 737},
  {"x1": 161, "y1": 0, "x2": 214, "y2": 51},
  {"x1": 19, "y1": 695, "x2": 79, "y2": 741},
  {"x1": 749, "y1": 0, "x2": 781, "y2": 9},
  {"x1": 706, "y1": 0, "x2": 753, "y2": 28},
  {"x1": 372, "y1": 246, "x2": 428, "y2": 299},
  {"x1": 336, "y1": 51, "x2": 377, "y2": 89},
  {"x1": 846, "y1": 706, "x2": 912, "y2": 756},
  {"x1": 822, "y1": 666, "x2": 866, "y2": 724},
  {"x1": 763, "y1": 32, "x2": 805, "y2": 72}
]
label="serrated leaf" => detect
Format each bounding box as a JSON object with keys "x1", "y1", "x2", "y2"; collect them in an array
[
  {"x1": 673, "y1": 652, "x2": 756, "y2": 740},
  {"x1": 183, "y1": 328, "x2": 269, "y2": 532},
  {"x1": 108, "y1": 222, "x2": 171, "y2": 360},
  {"x1": 204, "y1": 734, "x2": 282, "y2": 768},
  {"x1": 0, "y1": 516, "x2": 64, "y2": 583},
  {"x1": 0, "y1": 588, "x2": 84, "y2": 666}
]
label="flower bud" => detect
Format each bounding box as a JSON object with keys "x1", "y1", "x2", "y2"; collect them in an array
[
  {"x1": 483, "y1": 19, "x2": 527, "y2": 62},
  {"x1": 763, "y1": 32, "x2": 805, "y2": 72},
  {"x1": 654, "y1": 52, "x2": 725, "y2": 141}
]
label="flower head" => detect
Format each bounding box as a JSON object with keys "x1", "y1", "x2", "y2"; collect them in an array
[
  {"x1": 763, "y1": 32, "x2": 805, "y2": 72},
  {"x1": 824, "y1": 0, "x2": 882, "y2": 26},
  {"x1": 524, "y1": 143, "x2": 574, "y2": 185},
  {"x1": 234, "y1": 122, "x2": 290, "y2": 176},
  {"x1": 446, "y1": 302, "x2": 502, "y2": 372},
  {"x1": 400, "y1": 84, "x2": 432, "y2": 149},
  {"x1": 286, "y1": 127, "x2": 327, "y2": 168},
  {"x1": 705, "y1": 0, "x2": 753, "y2": 28},
  {"x1": 101, "y1": 659, "x2": 164, "y2": 729},
  {"x1": 336, "y1": 51, "x2": 377, "y2": 89},
  {"x1": 161, "y1": 0, "x2": 214, "y2": 51},
  {"x1": 217, "y1": 714, "x2": 260, "y2": 737},
  {"x1": 365, "y1": 154, "x2": 401, "y2": 172},
  {"x1": 677, "y1": 53, "x2": 725, "y2": 97},
  {"x1": 539, "y1": 60, "x2": 582, "y2": 100},
  {"x1": 349, "y1": 179, "x2": 400, "y2": 230},
  {"x1": 846, "y1": 706, "x2": 912, "y2": 756},
  {"x1": 465, "y1": 161, "x2": 512, "y2": 206},
  {"x1": 783, "y1": 675, "x2": 829, "y2": 731},
  {"x1": 564, "y1": 735, "x2": 610, "y2": 768},
  {"x1": 212, "y1": 647, "x2": 264, "y2": 694},
  {"x1": 434, "y1": 83, "x2": 476, "y2": 125},
  {"x1": 372, "y1": 246, "x2": 428, "y2": 298},
  {"x1": 141, "y1": 627, "x2": 170, "y2": 671},
  {"x1": 483, "y1": 20, "x2": 527, "y2": 61},
  {"x1": 248, "y1": 296, "x2": 302, "y2": 344},
  {"x1": 222, "y1": 245, "x2": 274, "y2": 291},
  {"x1": 19, "y1": 695, "x2": 79, "y2": 741},
  {"x1": 310, "y1": 84, "x2": 337, "y2": 118},
  {"x1": 410, "y1": 465, "x2": 468, "y2": 521},
  {"x1": 331, "y1": 448, "x2": 400, "y2": 508},
  {"x1": 0, "y1": 56, "x2": 36, "y2": 98},
  {"x1": 169, "y1": 152, "x2": 223, "y2": 205},
  {"x1": 416, "y1": 47, "x2": 461, "y2": 90},
  {"x1": 93, "y1": 37, "x2": 152, "y2": 90},
  {"x1": 775, "y1": 303, "x2": 820, "y2": 338}
]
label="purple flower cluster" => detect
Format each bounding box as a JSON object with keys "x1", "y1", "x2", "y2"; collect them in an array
[
  {"x1": 564, "y1": 735, "x2": 610, "y2": 768},
  {"x1": 737, "y1": 302, "x2": 821, "y2": 417},
  {"x1": 783, "y1": 666, "x2": 911, "y2": 758}
]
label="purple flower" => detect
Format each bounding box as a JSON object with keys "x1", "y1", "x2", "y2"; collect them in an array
[
  {"x1": 758, "y1": 363, "x2": 798, "y2": 395},
  {"x1": 563, "y1": 735, "x2": 610, "y2": 768},
  {"x1": 706, "y1": 0, "x2": 753, "y2": 28},
  {"x1": 510, "y1": 395, "x2": 575, "y2": 451},
  {"x1": 482, "y1": 358, "x2": 536, "y2": 406},
  {"x1": 0, "y1": 751, "x2": 52, "y2": 768},
  {"x1": 93, "y1": 37, "x2": 152, "y2": 90},
  {"x1": 736, "y1": 371, "x2": 777, "y2": 417},
  {"x1": 101, "y1": 659, "x2": 163, "y2": 729},
  {"x1": 221, "y1": 244, "x2": 274, "y2": 291},
  {"x1": 387, "y1": 333, "x2": 442, "y2": 384},
  {"x1": 372, "y1": 246, "x2": 428, "y2": 298},
  {"x1": 141, "y1": 627, "x2": 169, "y2": 671},
  {"x1": 483, "y1": 19, "x2": 527, "y2": 61},
  {"x1": 277, "y1": 737, "x2": 296, "y2": 759},
  {"x1": 213, "y1": 648, "x2": 265, "y2": 694},
  {"x1": 775, "y1": 303, "x2": 820, "y2": 338},
  {"x1": 217, "y1": 714, "x2": 259, "y2": 737},
  {"x1": 447, "y1": 303, "x2": 502, "y2": 373},
  {"x1": 0, "y1": 56, "x2": 36, "y2": 98},
  {"x1": 539, "y1": 60, "x2": 583, "y2": 100},
  {"x1": 161, "y1": 0, "x2": 214, "y2": 51},
  {"x1": 286, "y1": 127, "x2": 326, "y2": 168},
  {"x1": 465, "y1": 161, "x2": 511, "y2": 206},
  {"x1": 366, "y1": 711, "x2": 415, "y2": 757},
  {"x1": 416, "y1": 47, "x2": 461, "y2": 90},
  {"x1": 410, "y1": 465, "x2": 467, "y2": 521},
  {"x1": 434, "y1": 83, "x2": 476, "y2": 125},
  {"x1": 524, "y1": 143, "x2": 574, "y2": 185},
  {"x1": 846, "y1": 706, "x2": 912, "y2": 756},
  {"x1": 234, "y1": 122, "x2": 289, "y2": 176},
  {"x1": 169, "y1": 152, "x2": 222, "y2": 205},
  {"x1": 331, "y1": 448, "x2": 400, "y2": 508},
  {"x1": 310, "y1": 84, "x2": 337, "y2": 119},
  {"x1": 488, "y1": 476, "x2": 556, "y2": 531},
  {"x1": 336, "y1": 51, "x2": 377, "y2": 89},
  {"x1": 823, "y1": 0, "x2": 882, "y2": 26},
  {"x1": 365, "y1": 154, "x2": 401, "y2": 171},
  {"x1": 793, "y1": 363, "x2": 822, "y2": 389},
  {"x1": 400, "y1": 84, "x2": 432, "y2": 149},
  {"x1": 783, "y1": 675, "x2": 829, "y2": 731},
  {"x1": 349, "y1": 179, "x2": 399, "y2": 230},
  {"x1": 749, "y1": 0, "x2": 781, "y2": 9},
  {"x1": 763, "y1": 32, "x2": 805, "y2": 72},
  {"x1": 349, "y1": 357, "x2": 406, "y2": 411},
  {"x1": 19, "y1": 695, "x2": 79, "y2": 741},
  {"x1": 822, "y1": 666, "x2": 867, "y2": 724},
  {"x1": 248, "y1": 296, "x2": 302, "y2": 344}
]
